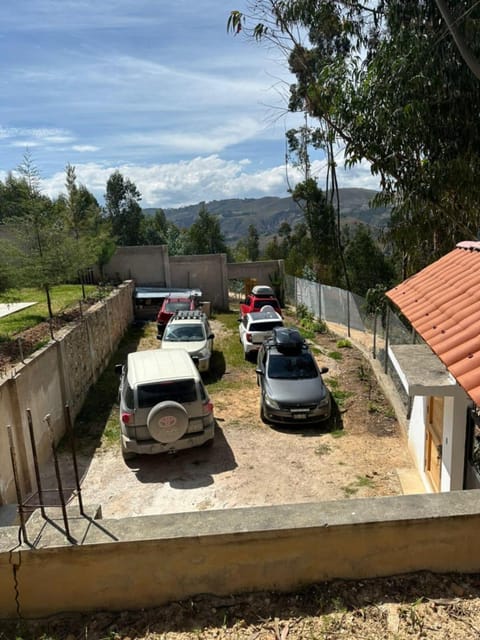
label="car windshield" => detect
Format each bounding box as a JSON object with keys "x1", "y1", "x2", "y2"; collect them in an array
[
  {"x1": 267, "y1": 352, "x2": 318, "y2": 379},
  {"x1": 163, "y1": 324, "x2": 206, "y2": 341},
  {"x1": 165, "y1": 301, "x2": 190, "y2": 312}
]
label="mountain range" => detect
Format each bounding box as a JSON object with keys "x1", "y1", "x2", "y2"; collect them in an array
[{"x1": 144, "y1": 188, "x2": 390, "y2": 245}]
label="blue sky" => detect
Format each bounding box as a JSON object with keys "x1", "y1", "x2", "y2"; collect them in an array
[{"x1": 0, "y1": 0, "x2": 379, "y2": 209}]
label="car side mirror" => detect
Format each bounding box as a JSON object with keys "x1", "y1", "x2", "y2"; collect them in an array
[
  {"x1": 320, "y1": 367, "x2": 329, "y2": 374},
  {"x1": 115, "y1": 364, "x2": 123, "y2": 375},
  {"x1": 255, "y1": 368, "x2": 263, "y2": 375},
  {"x1": 156, "y1": 335, "x2": 162, "y2": 341}
]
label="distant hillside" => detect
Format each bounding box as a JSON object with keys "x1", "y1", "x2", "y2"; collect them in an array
[{"x1": 144, "y1": 188, "x2": 390, "y2": 245}]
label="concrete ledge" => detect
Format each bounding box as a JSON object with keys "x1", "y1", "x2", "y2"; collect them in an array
[{"x1": 2, "y1": 491, "x2": 480, "y2": 617}]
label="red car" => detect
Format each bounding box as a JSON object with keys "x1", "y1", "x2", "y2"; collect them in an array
[
  {"x1": 156, "y1": 297, "x2": 196, "y2": 336},
  {"x1": 239, "y1": 285, "x2": 282, "y2": 318}
]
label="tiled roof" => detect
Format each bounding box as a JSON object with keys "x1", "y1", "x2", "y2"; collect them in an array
[{"x1": 386, "y1": 241, "x2": 480, "y2": 405}]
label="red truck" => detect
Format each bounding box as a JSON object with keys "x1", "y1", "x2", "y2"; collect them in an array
[{"x1": 239, "y1": 285, "x2": 282, "y2": 317}]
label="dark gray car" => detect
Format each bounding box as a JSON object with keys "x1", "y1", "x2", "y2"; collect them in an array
[{"x1": 256, "y1": 327, "x2": 331, "y2": 425}]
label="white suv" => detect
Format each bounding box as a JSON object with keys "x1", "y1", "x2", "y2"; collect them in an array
[
  {"x1": 160, "y1": 310, "x2": 214, "y2": 372},
  {"x1": 116, "y1": 348, "x2": 215, "y2": 460},
  {"x1": 238, "y1": 309, "x2": 284, "y2": 361}
]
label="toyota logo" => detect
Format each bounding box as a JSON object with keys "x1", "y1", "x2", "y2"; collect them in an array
[{"x1": 159, "y1": 415, "x2": 177, "y2": 427}]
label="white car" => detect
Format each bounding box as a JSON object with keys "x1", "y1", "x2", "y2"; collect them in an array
[
  {"x1": 115, "y1": 348, "x2": 215, "y2": 460},
  {"x1": 160, "y1": 310, "x2": 214, "y2": 372},
  {"x1": 238, "y1": 309, "x2": 284, "y2": 361}
]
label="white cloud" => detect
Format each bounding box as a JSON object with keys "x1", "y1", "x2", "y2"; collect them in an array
[
  {"x1": 72, "y1": 145, "x2": 100, "y2": 152},
  {"x1": 39, "y1": 155, "x2": 381, "y2": 209}
]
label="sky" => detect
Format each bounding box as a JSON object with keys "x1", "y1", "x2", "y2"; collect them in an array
[{"x1": 0, "y1": 0, "x2": 380, "y2": 209}]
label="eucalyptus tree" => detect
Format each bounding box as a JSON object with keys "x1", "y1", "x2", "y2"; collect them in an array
[
  {"x1": 229, "y1": 1, "x2": 480, "y2": 276},
  {"x1": 104, "y1": 170, "x2": 144, "y2": 246}
]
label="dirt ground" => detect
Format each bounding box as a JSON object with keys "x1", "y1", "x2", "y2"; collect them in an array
[
  {"x1": 5, "y1": 312, "x2": 480, "y2": 638},
  {"x1": 69, "y1": 317, "x2": 415, "y2": 518}
]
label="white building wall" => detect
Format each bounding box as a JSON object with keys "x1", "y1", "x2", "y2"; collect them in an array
[
  {"x1": 442, "y1": 389, "x2": 471, "y2": 491},
  {"x1": 408, "y1": 396, "x2": 430, "y2": 491}
]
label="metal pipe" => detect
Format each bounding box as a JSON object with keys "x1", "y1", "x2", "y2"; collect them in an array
[
  {"x1": 44, "y1": 414, "x2": 74, "y2": 543},
  {"x1": 7, "y1": 425, "x2": 28, "y2": 544},
  {"x1": 26, "y1": 409, "x2": 46, "y2": 518},
  {"x1": 64, "y1": 403, "x2": 84, "y2": 516}
]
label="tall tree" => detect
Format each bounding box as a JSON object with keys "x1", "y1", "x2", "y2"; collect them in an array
[
  {"x1": 1, "y1": 154, "x2": 88, "y2": 317},
  {"x1": 291, "y1": 178, "x2": 340, "y2": 284},
  {"x1": 56, "y1": 164, "x2": 113, "y2": 280},
  {"x1": 184, "y1": 203, "x2": 229, "y2": 256},
  {"x1": 245, "y1": 224, "x2": 260, "y2": 261},
  {"x1": 229, "y1": 1, "x2": 480, "y2": 275},
  {"x1": 104, "y1": 170, "x2": 144, "y2": 246},
  {"x1": 344, "y1": 225, "x2": 396, "y2": 297}
]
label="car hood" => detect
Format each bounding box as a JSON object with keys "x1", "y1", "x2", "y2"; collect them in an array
[
  {"x1": 161, "y1": 340, "x2": 207, "y2": 354},
  {"x1": 264, "y1": 376, "x2": 328, "y2": 404}
]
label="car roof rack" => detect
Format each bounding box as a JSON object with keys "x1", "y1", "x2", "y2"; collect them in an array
[
  {"x1": 271, "y1": 327, "x2": 305, "y2": 353},
  {"x1": 172, "y1": 309, "x2": 207, "y2": 321}
]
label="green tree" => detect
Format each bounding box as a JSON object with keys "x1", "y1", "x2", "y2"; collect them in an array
[
  {"x1": 229, "y1": 1, "x2": 480, "y2": 275},
  {"x1": 246, "y1": 224, "x2": 260, "y2": 261},
  {"x1": 184, "y1": 203, "x2": 229, "y2": 256},
  {"x1": 344, "y1": 225, "x2": 396, "y2": 297},
  {"x1": 57, "y1": 164, "x2": 114, "y2": 282},
  {"x1": 104, "y1": 170, "x2": 144, "y2": 246},
  {"x1": 0, "y1": 155, "x2": 91, "y2": 317},
  {"x1": 291, "y1": 178, "x2": 340, "y2": 284}
]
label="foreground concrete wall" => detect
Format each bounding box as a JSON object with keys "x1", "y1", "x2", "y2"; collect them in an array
[
  {"x1": 0, "y1": 282, "x2": 134, "y2": 505},
  {"x1": 1, "y1": 491, "x2": 480, "y2": 617}
]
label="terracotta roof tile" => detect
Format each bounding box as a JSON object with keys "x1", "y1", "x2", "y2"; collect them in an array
[{"x1": 386, "y1": 241, "x2": 480, "y2": 405}]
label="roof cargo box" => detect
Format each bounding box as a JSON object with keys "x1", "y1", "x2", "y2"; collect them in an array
[
  {"x1": 252, "y1": 285, "x2": 275, "y2": 296},
  {"x1": 272, "y1": 327, "x2": 304, "y2": 352}
]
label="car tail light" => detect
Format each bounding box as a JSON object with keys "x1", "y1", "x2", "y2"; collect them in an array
[
  {"x1": 203, "y1": 400, "x2": 214, "y2": 415},
  {"x1": 121, "y1": 412, "x2": 133, "y2": 424},
  {"x1": 246, "y1": 332, "x2": 252, "y2": 343}
]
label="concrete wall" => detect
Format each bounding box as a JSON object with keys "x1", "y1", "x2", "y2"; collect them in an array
[
  {"x1": 104, "y1": 245, "x2": 170, "y2": 286},
  {"x1": 227, "y1": 260, "x2": 285, "y2": 289},
  {"x1": 170, "y1": 254, "x2": 229, "y2": 310},
  {"x1": 1, "y1": 491, "x2": 480, "y2": 617},
  {"x1": 104, "y1": 247, "x2": 230, "y2": 311},
  {"x1": 0, "y1": 282, "x2": 135, "y2": 505}
]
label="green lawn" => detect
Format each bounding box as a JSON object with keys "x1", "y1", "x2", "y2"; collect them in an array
[{"x1": 0, "y1": 284, "x2": 100, "y2": 338}]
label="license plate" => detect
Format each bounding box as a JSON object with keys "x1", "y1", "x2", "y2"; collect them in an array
[{"x1": 293, "y1": 413, "x2": 307, "y2": 420}]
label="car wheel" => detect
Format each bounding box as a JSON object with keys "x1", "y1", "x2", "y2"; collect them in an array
[
  {"x1": 260, "y1": 402, "x2": 270, "y2": 425},
  {"x1": 147, "y1": 401, "x2": 189, "y2": 443},
  {"x1": 121, "y1": 443, "x2": 136, "y2": 461}
]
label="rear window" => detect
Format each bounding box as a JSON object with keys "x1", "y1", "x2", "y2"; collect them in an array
[
  {"x1": 165, "y1": 301, "x2": 191, "y2": 312},
  {"x1": 250, "y1": 321, "x2": 283, "y2": 331},
  {"x1": 137, "y1": 380, "x2": 197, "y2": 407}
]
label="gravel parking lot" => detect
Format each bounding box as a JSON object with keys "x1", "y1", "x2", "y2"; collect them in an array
[{"x1": 40, "y1": 312, "x2": 419, "y2": 519}]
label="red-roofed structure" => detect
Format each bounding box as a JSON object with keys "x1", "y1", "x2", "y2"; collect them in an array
[
  {"x1": 387, "y1": 241, "x2": 480, "y2": 406},
  {"x1": 385, "y1": 242, "x2": 480, "y2": 493}
]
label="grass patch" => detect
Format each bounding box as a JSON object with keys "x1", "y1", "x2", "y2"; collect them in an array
[
  {"x1": 315, "y1": 443, "x2": 332, "y2": 456},
  {"x1": 74, "y1": 323, "x2": 146, "y2": 450},
  {"x1": 326, "y1": 377, "x2": 354, "y2": 408},
  {"x1": 0, "y1": 284, "x2": 100, "y2": 337},
  {"x1": 336, "y1": 338, "x2": 352, "y2": 349},
  {"x1": 342, "y1": 475, "x2": 376, "y2": 497},
  {"x1": 327, "y1": 351, "x2": 343, "y2": 361}
]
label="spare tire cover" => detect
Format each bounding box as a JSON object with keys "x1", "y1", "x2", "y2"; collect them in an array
[{"x1": 147, "y1": 401, "x2": 188, "y2": 443}]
